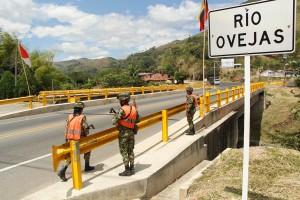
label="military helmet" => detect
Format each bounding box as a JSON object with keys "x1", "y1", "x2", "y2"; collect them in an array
[
  {"x1": 117, "y1": 92, "x2": 130, "y2": 101},
  {"x1": 74, "y1": 101, "x2": 85, "y2": 109},
  {"x1": 186, "y1": 85, "x2": 193, "y2": 92}
]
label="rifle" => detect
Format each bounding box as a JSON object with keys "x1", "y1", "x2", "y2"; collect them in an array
[
  {"x1": 109, "y1": 108, "x2": 117, "y2": 114},
  {"x1": 132, "y1": 98, "x2": 137, "y2": 108},
  {"x1": 87, "y1": 124, "x2": 95, "y2": 129}
]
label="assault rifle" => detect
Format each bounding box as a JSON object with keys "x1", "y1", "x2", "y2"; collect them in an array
[{"x1": 87, "y1": 124, "x2": 95, "y2": 129}]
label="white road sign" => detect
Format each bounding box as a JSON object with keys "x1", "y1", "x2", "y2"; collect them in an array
[{"x1": 208, "y1": 0, "x2": 296, "y2": 58}]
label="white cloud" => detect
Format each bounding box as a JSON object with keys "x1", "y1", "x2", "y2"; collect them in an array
[
  {"x1": 0, "y1": 0, "x2": 242, "y2": 61},
  {"x1": 57, "y1": 42, "x2": 109, "y2": 60}
]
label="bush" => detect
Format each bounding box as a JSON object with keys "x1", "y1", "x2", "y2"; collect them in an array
[{"x1": 294, "y1": 76, "x2": 300, "y2": 88}]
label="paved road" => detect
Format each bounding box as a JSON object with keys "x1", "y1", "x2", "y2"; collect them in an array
[{"x1": 0, "y1": 83, "x2": 238, "y2": 200}]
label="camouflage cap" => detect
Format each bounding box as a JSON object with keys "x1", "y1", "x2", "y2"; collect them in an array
[
  {"x1": 74, "y1": 101, "x2": 85, "y2": 109},
  {"x1": 186, "y1": 85, "x2": 193, "y2": 92},
  {"x1": 117, "y1": 92, "x2": 130, "y2": 101}
]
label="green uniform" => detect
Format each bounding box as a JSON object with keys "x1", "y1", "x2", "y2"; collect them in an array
[
  {"x1": 112, "y1": 107, "x2": 140, "y2": 166},
  {"x1": 64, "y1": 115, "x2": 91, "y2": 165},
  {"x1": 186, "y1": 94, "x2": 196, "y2": 133}
]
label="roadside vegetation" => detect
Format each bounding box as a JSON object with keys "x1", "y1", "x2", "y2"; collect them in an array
[
  {"x1": 187, "y1": 85, "x2": 300, "y2": 200},
  {"x1": 1, "y1": 0, "x2": 299, "y2": 99}
]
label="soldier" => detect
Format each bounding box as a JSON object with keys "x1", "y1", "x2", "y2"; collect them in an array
[
  {"x1": 185, "y1": 86, "x2": 198, "y2": 135},
  {"x1": 57, "y1": 101, "x2": 94, "y2": 182},
  {"x1": 112, "y1": 92, "x2": 140, "y2": 176}
]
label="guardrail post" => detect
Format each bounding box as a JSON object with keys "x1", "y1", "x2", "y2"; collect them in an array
[
  {"x1": 142, "y1": 86, "x2": 145, "y2": 94},
  {"x1": 241, "y1": 86, "x2": 245, "y2": 97},
  {"x1": 70, "y1": 140, "x2": 82, "y2": 190},
  {"x1": 237, "y1": 86, "x2": 241, "y2": 99},
  {"x1": 232, "y1": 87, "x2": 235, "y2": 101},
  {"x1": 105, "y1": 89, "x2": 108, "y2": 98},
  {"x1": 217, "y1": 90, "x2": 221, "y2": 108},
  {"x1": 167, "y1": 85, "x2": 169, "y2": 91},
  {"x1": 67, "y1": 91, "x2": 71, "y2": 103},
  {"x1": 151, "y1": 86, "x2": 154, "y2": 93},
  {"x1": 159, "y1": 85, "x2": 162, "y2": 92},
  {"x1": 226, "y1": 89, "x2": 229, "y2": 104},
  {"x1": 29, "y1": 100, "x2": 33, "y2": 109},
  {"x1": 162, "y1": 110, "x2": 168, "y2": 142},
  {"x1": 131, "y1": 86, "x2": 134, "y2": 95},
  {"x1": 88, "y1": 89, "x2": 91, "y2": 101},
  {"x1": 200, "y1": 96, "x2": 204, "y2": 118},
  {"x1": 205, "y1": 92, "x2": 210, "y2": 113},
  {"x1": 42, "y1": 92, "x2": 46, "y2": 106}
]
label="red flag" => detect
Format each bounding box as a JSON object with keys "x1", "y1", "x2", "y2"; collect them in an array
[
  {"x1": 198, "y1": 0, "x2": 209, "y2": 31},
  {"x1": 19, "y1": 44, "x2": 31, "y2": 68}
]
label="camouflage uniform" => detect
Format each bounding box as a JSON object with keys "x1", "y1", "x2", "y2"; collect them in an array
[
  {"x1": 57, "y1": 101, "x2": 94, "y2": 182},
  {"x1": 64, "y1": 115, "x2": 90, "y2": 165},
  {"x1": 186, "y1": 86, "x2": 196, "y2": 135},
  {"x1": 112, "y1": 108, "x2": 140, "y2": 166}
]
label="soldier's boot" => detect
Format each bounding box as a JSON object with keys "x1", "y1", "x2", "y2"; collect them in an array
[
  {"x1": 130, "y1": 163, "x2": 135, "y2": 175},
  {"x1": 186, "y1": 128, "x2": 195, "y2": 135},
  {"x1": 119, "y1": 165, "x2": 131, "y2": 176},
  {"x1": 84, "y1": 160, "x2": 95, "y2": 172},
  {"x1": 57, "y1": 165, "x2": 68, "y2": 182}
]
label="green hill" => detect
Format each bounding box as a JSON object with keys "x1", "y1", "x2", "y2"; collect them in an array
[{"x1": 54, "y1": 0, "x2": 300, "y2": 80}]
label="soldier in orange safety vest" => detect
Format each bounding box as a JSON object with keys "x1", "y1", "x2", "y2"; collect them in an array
[
  {"x1": 186, "y1": 86, "x2": 198, "y2": 135},
  {"x1": 112, "y1": 92, "x2": 140, "y2": 176},
  {"x1": 57, "y1": 101, "x2": 94, "y2": 182}
]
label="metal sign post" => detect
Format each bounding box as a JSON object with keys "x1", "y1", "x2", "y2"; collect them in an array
[{"x1": 208, "y1": 0, "x2": 296, "y2": 199}]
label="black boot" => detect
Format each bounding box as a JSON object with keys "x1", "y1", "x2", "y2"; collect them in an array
[
  {"x1": 130, "y1": 163, "x2": 135, "y2": 175},
  {"x1": 85, "y1": 160, "x2": 95, "y2": 172},
  {"x1": 186, "y1": 128, "x2": 195, "y2": 135},
  {"x1": 119, "y1": 165, "x2": 131, "y2": 176},
  {"x1": 57, "y1": 165, "x2": 68, "y2": 182}
]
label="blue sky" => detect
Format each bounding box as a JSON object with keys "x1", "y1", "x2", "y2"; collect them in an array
[{"x1": 0, "y1": 0, "x2": 244, "y2": 61}]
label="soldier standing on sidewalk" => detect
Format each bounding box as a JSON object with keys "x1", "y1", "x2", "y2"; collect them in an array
[
  {"x1": 185, "y1": 86, "x2": 198, "y2": 135},
  {"x1": 112, "y1": 92, "x2": 140, "y2": 176}
]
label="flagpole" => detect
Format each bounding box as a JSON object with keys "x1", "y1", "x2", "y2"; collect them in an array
[
  {"x1": 18, "y1": 40, "x2": 31, "y2": 96},
  {"x1": 202, "y1": 29, "x2": 206, "y2": 101}
]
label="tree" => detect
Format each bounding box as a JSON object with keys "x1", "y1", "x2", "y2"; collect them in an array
[
  {"x1": 0, "y1": 71, "x2": 15, "y2": 99},
  {"x1": 174, "y1": 71, "x2": 189, "y2": 84},
  {"x1": 294, "y1": 77, "x2": 300, "y2": 88}
]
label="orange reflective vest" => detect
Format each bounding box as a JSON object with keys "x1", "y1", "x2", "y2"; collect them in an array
[
  {"x1": 118, "y1": 105, "x2": 137, "y2": 129},
  {"x1": 186, "y1": 94, "x2": 199, "y2": 110},
  {"x1": 66, "y1": 114, "x2": 84, "y2": 140}
]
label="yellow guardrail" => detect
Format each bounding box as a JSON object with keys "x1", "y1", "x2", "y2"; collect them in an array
[
  {"x1": 0, "y1": 96, "x2": 36, "y2": 109},
  {"x1": 268, "y1": 81, "x2": 284, "y2": 86},
  {"x1": 52, "y1": 82, "x2": 266, "y2": 190},
  {"x1": 0, "y1": 83, "x2": 213, "y2": 109}
]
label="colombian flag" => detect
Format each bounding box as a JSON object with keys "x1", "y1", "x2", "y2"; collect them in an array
[{"x1": 198, "y1": 0, "x2": 209, "y2": 31}]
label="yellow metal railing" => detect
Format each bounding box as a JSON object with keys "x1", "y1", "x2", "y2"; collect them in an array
[
  {"x1": 0, "y1": 96, "x2": 36, "y2": 109},
  {"x1": 52, "y1": 82, "x2": 266, "y2": 190}
]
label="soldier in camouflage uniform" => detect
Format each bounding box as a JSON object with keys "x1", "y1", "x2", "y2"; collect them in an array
[
  {"x1": 186, "y1": 86, "x2": 198, "y2": 135},
  {"x1": 57, "y1": 101, "x2": 94, "y2": 182},
  {"x1": 112, "y1": 92, "x2": 140, "y2": 176}
]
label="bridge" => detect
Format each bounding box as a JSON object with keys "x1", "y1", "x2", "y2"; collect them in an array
[{"x1": 0, "y1": 83, "x2": 265, "y2": 200}]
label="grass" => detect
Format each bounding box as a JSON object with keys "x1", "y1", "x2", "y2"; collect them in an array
[
  {"x1": 187, "y1": 85, "x2": 300, "y2": 199},
  {"x1": 187, "y1": 147, "x2": 300, "y2": 200}
]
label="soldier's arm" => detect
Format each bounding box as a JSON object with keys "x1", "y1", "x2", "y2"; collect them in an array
[
  {"x1": 135, "y1": 110, "x2": 140, "y2": 124},
  {"x1": 81, "y1": 116, "x2": 89, "y2": 136},
  {"x1": 112, "y1": 109, "x2": 125, "y2": 125}
]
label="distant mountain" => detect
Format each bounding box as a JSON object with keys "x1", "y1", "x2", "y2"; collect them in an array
[
  {"x1": 54, "y1": 57, "x2": 119, "y2": 74},
  {"x1": 54, "y1": 0, "x2": 300, "y2": 78}
]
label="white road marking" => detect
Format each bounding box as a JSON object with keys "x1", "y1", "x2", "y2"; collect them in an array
[{"x1": 0, "y1": 153, "x2": 51, "y2": 173}]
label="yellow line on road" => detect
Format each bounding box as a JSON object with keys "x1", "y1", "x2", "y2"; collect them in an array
[{"x1": 0, "y1": 122, "x2": 64, "y2": 140}]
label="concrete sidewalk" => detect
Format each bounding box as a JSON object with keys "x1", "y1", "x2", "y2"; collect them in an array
[{"x1": 21, "y1": 111, "x2": 208, "y2": 200}]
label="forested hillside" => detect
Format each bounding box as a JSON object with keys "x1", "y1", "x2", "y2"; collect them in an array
[{"x1": 0, "y1": 0, "x2": 299, "y2": 99}]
